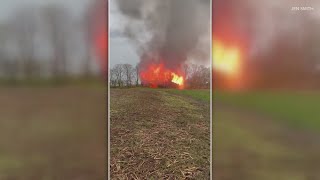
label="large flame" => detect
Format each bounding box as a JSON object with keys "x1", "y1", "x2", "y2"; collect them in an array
[
  {"x1": 140, "y1": 63, "x2": 184, "y2": 89},
  {"x1": 213, "y1": 40, "x2": 241, "y2": 76},
  {"x1": 171, "y1": 73, "x2": 184, "y2": 86},
  {"x1": 213, "y1": 39, "x2": 245, "y2": 90}
]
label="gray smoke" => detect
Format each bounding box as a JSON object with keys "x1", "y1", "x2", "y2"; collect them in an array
[
  {"x1": 213, "y1": 0, "x2": 320, "y2": 58},
  {"x1": 115, "y1": 0, "x2": 210, "y2": 70}
]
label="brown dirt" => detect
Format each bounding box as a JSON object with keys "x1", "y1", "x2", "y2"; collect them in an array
[
  {"x1": 0, "y1": 87, "x2": 106, "y2": 180},
  {"x1": 110, "y1": 88, "x2": 210, "y2": 179}
]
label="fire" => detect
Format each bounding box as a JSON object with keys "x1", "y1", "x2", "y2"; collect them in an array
[
  {"x1": 213, "y1": 40, "x2": 241, "y2": 76},
  {"x1": 91, "y1": 0, "x2": 108, "y2": 77},
  {"x1": 140, "y1": 63, "x2": 184, "y2": 89},
  {"x1": 171, "y1": 73, "x2": 184, "y2": 86},
  {"x1": 212, "y1": 39, "x2": 246, "y2": 90}
]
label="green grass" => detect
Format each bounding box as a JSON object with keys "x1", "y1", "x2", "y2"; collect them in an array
[
  {"x1": 0, "y1": 77, "x2": 104, "y2": 87},
  {"x1": 214, "y1": 110, "x2": 311, "y2": 180},
  {"x1": 215, "y1": 90, "x2": 320, "y2": 131},
  {"x1": 167, "y1": 89, "x2": 210, "y2": 102}
]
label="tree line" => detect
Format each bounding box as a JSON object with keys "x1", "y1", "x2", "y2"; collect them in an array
[
  {"x1": 0, "y1": 1, "x2": 103, "y2": 82},
  {"x1": 110, "y1": 63, "x2": 210, "y2": 89},
  {"x1": 110, "y1": 64, "x2": 139, "y2": 87}
]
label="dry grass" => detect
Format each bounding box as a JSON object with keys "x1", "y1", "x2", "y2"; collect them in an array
[
  {"x1": 0, "y1": 87, "x2": 106, "y2": 179},
  {"x1": 110, "y1": 88, "x2": 210, "y2": 179}
]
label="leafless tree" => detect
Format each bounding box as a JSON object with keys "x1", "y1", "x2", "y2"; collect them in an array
[
  {"x1": 0, "y1": 24, "x2": 8, "y2": 77},
  {"x1": 123, "y1": 64, "x2": 134, "y2": 87},
  {"x1": 42, "y1": 5, "x2": 71, "y2": 78},
  {"x1": 10, "y1": 7, "x2": 39, "y2": 78},
  {"x1": 110, "y1": 68, "x2": 117, "y2": 87},
  {"x1": 82, "y1": 4, "x2": 95, "y2": 77},
  {"x1": 188, "y1": 64, "x2": 210, "y2": 88},
  {"x1": 134, "y1": 64, "x2": 140, "y2": 86},
  {"x1": 114, "y1": 64, "x2": 124, "y2": 87}
]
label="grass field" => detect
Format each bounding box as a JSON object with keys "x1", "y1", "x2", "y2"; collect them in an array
[
  {"x1": 3, "y1": 86, "x2": 319, "y2": 179},
  {"x1": 214, "y1": 90, "x2": 320, "y2": 179},
  {"x1": 0, "y1": 86, "x2": 105, "y2": 179},
  {"x1": 215, "y1": 91, "x2": 320, "y2": 131},
  {"x1": 110, "y1": 88, "x2": 210, "y2": 179},
  {"x1": 166, "y1": 89, "x2": 210, "y2": 102}
]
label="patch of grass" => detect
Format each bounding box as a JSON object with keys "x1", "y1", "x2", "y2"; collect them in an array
[
  {"x1": 215, "y1": 90, "x2": 320, "y2": 131},
  {"x1": 167, "y1": 89, "x2": 210, "y2": 102},
  {"x1": 0, "y1": 77, "x2": 104, "y2": 88},
  {"x1": 214, "y1": 109, "x2": 320, "y2": 180}
]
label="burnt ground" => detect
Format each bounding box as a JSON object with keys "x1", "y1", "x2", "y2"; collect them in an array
[
  {"x1": 110, "y1": 88, "x2": 210, "y2": 179},
  {"x1": 214, "y1": 103, "x2": 320, "y2": 180}
]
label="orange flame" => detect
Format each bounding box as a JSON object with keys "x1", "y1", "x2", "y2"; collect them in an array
[
  {"x1": 213, "y1": 40, "x2": 241, "y2": 76},
  {"x1": 171, "y1": 73, "x2": 184, "y2": 86},
  {"x1": 92, "y1": 0, "x2": 108, "y2": 77},
  {"x1": 213, "y1": 39, "x2": 245, "y2": 90},
  {"x1": 140, "y1": 63, "x2": 184, "y2": 89}
]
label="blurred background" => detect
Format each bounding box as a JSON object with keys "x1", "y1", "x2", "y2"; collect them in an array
[
  {"x1": 213, "y1": 0, "x2": 320, "y2": 179},
  {"x1": 0, "y1": 0, "x2": 107, "y2": 179}
]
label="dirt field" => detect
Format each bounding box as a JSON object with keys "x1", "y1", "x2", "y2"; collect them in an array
[
  {"x1": 214, "y1": 103, "x2": 320, "y2": 180},
  {"x1": 110, "y1": 88, "x2": 210, "y2": 179},
  {"x1": 0, "y1": 87, "x2": 106, "y2": 179}
]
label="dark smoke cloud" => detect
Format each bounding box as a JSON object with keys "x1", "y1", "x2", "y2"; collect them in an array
[{"x1": 115, "y1": 0, "x2": 210, "y2": 70}]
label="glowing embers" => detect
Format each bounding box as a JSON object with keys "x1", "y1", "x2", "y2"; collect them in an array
[{"x1": 140, "y1": 63, "x2": 184, "y2": 89}]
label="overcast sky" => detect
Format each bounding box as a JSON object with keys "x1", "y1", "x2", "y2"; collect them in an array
[
  {"x1": 0, "y1": 0, "x2": 100, "y2": 75},
  {"x1": 0, "y1": 0, "x2": 91, "y2": 22},
  {"x1": 110, "y1": 0, "x2": 139, "y2": 68}
]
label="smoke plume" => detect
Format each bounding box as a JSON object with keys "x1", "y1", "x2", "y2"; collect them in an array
[{"x1": 115, "y1": 0, "x2": 210, "y2": 70}]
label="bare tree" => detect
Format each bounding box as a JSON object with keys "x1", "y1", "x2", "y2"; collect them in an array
[
  {"x1": 10, "y1": 7, "x2": 39, "y2": 79},
  {"x1": 123, "y1": 64, "x2": 134, "y2": 87},
  {"x1": 110, "y1": 68, "x2": 117, "y2": 87},
  {"x1": 82, "y1": 4, "x2": 94, "y2": 77},
  {"x1": 0, "y1": 21, "x2": 21, "y2": 80},
  {"x1": 135, "y1": 64, "x2": 140, "y2": 86},
  {"x1": 114, "y1": 64, "x2": 124, "y2": 87},
  {"x1": 42, "y1": 5, "x2": 70, "y2": 78},
  {"x1": 188, "y1": 64, "x2": 210, "y2": 88},
  {"x1": 0, "y1": 24, "x2": 8, "y2": 77}
]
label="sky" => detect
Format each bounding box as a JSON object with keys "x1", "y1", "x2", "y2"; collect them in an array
[
  {"x1": 0, "y1": 0, "x2": 102, "y2": 75},
  {"x1": 0, "y1": 0, "x2": 91, "y2": 21},
  {"x1": 109, "y1": 0, "x2": 211, "y2": 68},
  {"x1": 110, "y1": 0, "x2": 139, "y2": 68}
]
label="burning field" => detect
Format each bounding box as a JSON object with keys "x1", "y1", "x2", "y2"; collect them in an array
[{"x1": 110, "y1": 0, "x2": 210, "y2": 178}]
